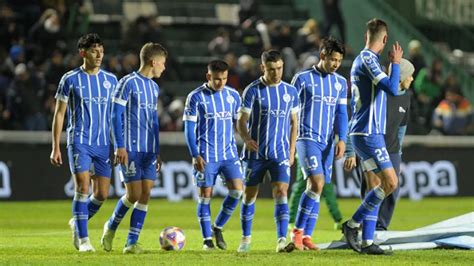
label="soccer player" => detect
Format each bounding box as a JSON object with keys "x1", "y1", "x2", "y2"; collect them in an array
[
  {"x1": 237, "y1": 50, "x2": 299, "y2": 253},
  {"x1": 290, "y1": 37, "x2": 348, "y2": 251},
  {"x1": 50, "y1": 33, "x2": 118, "y2": 252},
  {"x1": 100, "y1": 43, "x2": 167, "y2": 254},
  {"x1": 344, "y1": 58, "x2": 414, "y2": 230},
  {"x1": 341, "y1": 18, "x2": 403, "y2": 255},
  {"x1": 183, "y1": 60, "x2": 243, "y2": 250}
]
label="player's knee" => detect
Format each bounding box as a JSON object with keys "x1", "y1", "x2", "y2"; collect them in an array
[
  {"x1": 273, "y1": 188, "x2": 287, "y2": 199},
  {"x1": 127, "y1": 194, "x2": 140, "y2": 203},
  {"x1": 94, "y1": 191, "x2": 108, "y2": 201},
  {"x1": 229, "y1": 189, "x2": 243, "y2": 200}
]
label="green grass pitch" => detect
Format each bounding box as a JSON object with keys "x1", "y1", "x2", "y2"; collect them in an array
[{"x1": 1, "y1": 197, "x2": 472, "y2": 265}]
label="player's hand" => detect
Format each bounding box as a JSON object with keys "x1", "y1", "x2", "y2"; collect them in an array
[
  {"x1": 193, "y1": 155, "x2": 206, "y2": 172},
  {"x1": 50, "y1": 149, "x2": 62, "y2": 167},
  {"x1": 335, "y1": 140, "x2": 346, "y2": 160},
  {"x1": 244, "y1": 138, "x2": 259, "y2": 152},
  {"x1": 114, "y1": 148, "x2": 128, "y2": 166},
  {"x1": 156, "y1": 154, "x2": 162, "y2": 172},
  {"x1": 344, "y1": 156, "x2": 357, "y2": 171},
  {"x1": 388, "y1": 41, "x2": 403, "y2": 64},
  {"x1": 289, "y1": 151, "x2": 295, "y2": 166}
]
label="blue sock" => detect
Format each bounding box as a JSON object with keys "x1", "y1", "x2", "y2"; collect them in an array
[
  {"x1": 294, "y1": 190, "x2": 319, "y2": 230},
  {"x1": 87, "y1": 195, "x2": 103, "y2": 219},
  {"x1": 197, "y1": 197, "x2": 212, "y2": 240},
  {"x1": 127, "y1": 203, "x2": 147, "y2": 246},
  {"x1": 352, "y1": 186, "x2": 385, "y2": 224},
  {"x1": 241, "y1": 200, "x2": 255, "y2": 237},
  {"x1": 362, "y1": 204, "x2": 380, "y2": 247},
  {"x1": 72, "y1": 192, "x2": 89, "y2": 239},
  {"x1": 108, "y1": 195, "x2": 133, "y2": 230},
  {"x1": 214, "y1": 190, "x2": 241, "y2": 228},
  {"x1": 304, "y1": 198, "x2": 320, "y2": 237},
  {"x1": 274, "y1": 197, "x2": 289, "y2": 239}
]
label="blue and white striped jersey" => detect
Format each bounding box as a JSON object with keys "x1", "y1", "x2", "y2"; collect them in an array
[
  {"x1": 112, "y1": 72, "x2": 160, "y2": 153},
  {"x1": 292, "y1": 66, "x2": 348, "y2": 145},
  {"x1": 349, "y1": 49, "x2": 400, "y2": 135},
  {"x1": 241, "y1": 77, "x2": 299, "y2": 160},
  {"x1": 183, "y1": 84, "x2": 241, "y2": 163},
  {"x1": 55, "y1": 66, "x2": 117, "y2": 147}
]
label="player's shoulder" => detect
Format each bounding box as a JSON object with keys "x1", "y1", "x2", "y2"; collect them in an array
[
  {"x1": 118, "y1": 72, "x2": 138, "y2": 85},
  {"x1": 61, "y1": 68, "x2": 82, "y2": 81},
  {"x1": 99, "y1": 69, "x2": 118, "y2": 82},
  {"x1": 187, "y1": 84, "x2": 207, "y2": 98},
  {"x1": 224, "y1": 85, "x2": 240, "y2": 96},
  {"x1": 294, "y1": 67, "x2": 314, "y2": 79},
  {"x1": 242, "y1": 79, "x2": 261, "y2": 94},
  {"x1": 332, "y1": 72, "x2": 348, "y2": 83},
  {"x1": 360, "y1": 50, "x2": 379, "y2": 65},
  {"x1": 281, "y1": 80, "x2": 297, "y2": 91}
]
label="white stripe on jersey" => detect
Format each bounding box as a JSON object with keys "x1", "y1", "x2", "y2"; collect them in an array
[
  {"x1": 87, "y1": 74, "x2": 93, "y2": 146},
  {"x1": 368, "y1": 83, "x2": 375, "y2": 134},
  {"x1": 219, "y1": 91, "x2": 227, "y2": 160},
  {"x1": 96, "y1": 75, "x2": 101, "y2": 146},
  {"x1": 142, "y1": 78, "x2": 149, "y2": 151},
  {"x1": 317, "y1": 72, "x2": 323, "y2": 143},
  {"x1": 281, "y1": 85, "x2": 287, "y2": 159},
  {"x1": 273, "y1": 85, "x2": 280, "y2": 159},
  {"x1": 226, "y1": 89, "x2": 236, "y2": 159},
  {"x1": 256, "y1": 88, "x2": 262, "y2": 160},
  {"x1": 200, "y1": 91, "x2": 209, "y2": 162},
  {"x1": 373, "y1": 72, "x2": 387, "y2": 85},
  {"x1": 79, "y1": 75, "x2": 85, "y2": 144},
  {"x1": 264, "y1": 86, "x2": 271, "y2": 158},
  {"x1": 326, "y1": 75, "x2": 332, "y2": 142}
]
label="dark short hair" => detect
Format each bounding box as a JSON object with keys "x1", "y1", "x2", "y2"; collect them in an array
[
  {"x1": 319, "y1": 37, "x2": 345, "y2": 57},
  {"x1": 207, "y1": 59, "x2": 229, "y2": 72},
  {"x1": 140, "y1": 42, "x2": 168, "y2": 63},
  {"x1": 366, "y1": 18, "x2": 388, "y2": 42},
  {"x1": 261, "y1": 50, "x2": 282, "y2": 64},
  {"x1": 77, "y1": 33, "x2": 103, "y2": 50}
]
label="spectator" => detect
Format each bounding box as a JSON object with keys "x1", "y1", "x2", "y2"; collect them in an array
[
  {"x1": 208, "y1": 27, "x2": 231, "y2": 56},
  {"x1": 237, "y1": 54, "x2": 258, "y2": 91},
  {"x1": 293, "y1": 18, "x2": 320, "y2": 57},
  {"x1": 432, "y1": 86, "x2": 474, "y2": 135}
]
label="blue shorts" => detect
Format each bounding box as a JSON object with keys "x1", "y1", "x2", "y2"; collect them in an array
[
  {"x1": 67, "y1": 144, "x2": 112, "y2": 177},
  {"x1": 194, "y1": 158, "x2": 243, "y2": 188},
  {"x1": 120, "y1": 151, "x2": 158, "y2": 183},
  {"x1": 351, "y1": 134, "x2": 393, "y2": 173},
  {"x1": 296, "y1": 139, "x2": 334, "y2": 183},
  {"x1": 243, "y1": 159, "x2": 291, "y2": 186}
]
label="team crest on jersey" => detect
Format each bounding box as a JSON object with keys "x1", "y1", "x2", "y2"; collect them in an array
[
  {"x1": 226, "y1": 95, "x2": 234, "y2": 104},
  {"x1": 103, "y1": 80, "x2": 112, "y2": 89},
  {"x1": 283, "y1": 93, "x2": 291, "y2": 103},
  {"x1": 334, "y1": 82, "x2": 342, "y2": 91},
  {"x1": 363, "y1": 56, "x2": 372, "y2": 64}
]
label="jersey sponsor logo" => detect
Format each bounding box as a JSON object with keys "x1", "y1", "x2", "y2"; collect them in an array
[
  {"x1": 204, "y1": 111, "x2": 233, "y2": 120},
  {"x1": 311, "y1": 95, "x2": 337, "y2": 105},
  {"x1": 226, "y1": 95, "x2": 234, "y2": 104},
  {"x1": 103, "y1": 80, "x2": 112, "y2": 89},
  {"x1": 262, "y1": 109, "x2": 287, "y2": 117},
  {"x1": 399, "y1": 106, "x2": 406, "y2": 113},
  {"x1": 139, "y1": 102, "x2": 157, "y2": 110},
  {"x1": 83, "y1": 96, "x2": 109, "y2": 105},
  {"x1": 283, "y1": 93, "x2": 291, "y2": 103}
]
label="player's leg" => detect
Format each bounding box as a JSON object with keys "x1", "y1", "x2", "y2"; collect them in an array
[
  {"x1": 68, "y1": 144, "x2": 94, "y2": 252},
  {"x1": 342, "y1": 135, "x2": 397, "y2": 254},
  {"x1": 123, "y1": 152, "x2": 159, "y2": 254},
  {"x1": 376, "y1": 153, "x2": 401, "y2": 230},
  {"x1": 213, "y1": 159, "x2": 243, "y2": 250},
  {"x1": 87, "y1": 146, "x2": 112, "y2": 219},
  {"x1": 101, "y1": 152, "x2": 138, "y2": 251},
  {"x1": 195, "y1": 162, "x2": 218, "y2": 250},
  {"x1": 268, "y1": 160, "x2": 294, "y2": 253},
  {"x1": 288, "y1": 155, "x2": 306, "y2": 225},
  {"x1": 292, "y1": 140, "x2": 324, "y2": 250},
  {"x1": 237, "y1": 160, "x2": 264, "y2": 253}
]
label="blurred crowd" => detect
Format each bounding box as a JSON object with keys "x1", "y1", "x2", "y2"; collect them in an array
[{"x1": 0, "y1": 0, "x2": 472, "y2": 135}]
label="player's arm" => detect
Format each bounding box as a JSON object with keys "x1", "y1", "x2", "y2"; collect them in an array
[
  {"x1": 364, "y1": 43, "x2": 403, "y2": 96},
  {"x1": 183, "y1": 93, "x2": 205, "y2": 172},
  {"x1": 153, "y1": 108, "x2": 162, "y2": 172},
  {"x1": 50, "y1": 99, "x2": 67, "y2": 166},
  {"x1": 289, "y1": 112, "x2": 298, "y2": 166},
  {"x1": 343, "y1": 120, "x2": 357, "y2": 171},
  {"x1": 111, "y1": 79, "x2": 129, "y2": 166},
  {"x1": 237, "y1": 86, "x2": 258, "y2": 152},
  {"x1": 334, "y1": 84, "x2": 348, "y2": 160}
]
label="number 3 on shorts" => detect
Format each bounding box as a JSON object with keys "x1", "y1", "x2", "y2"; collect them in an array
[{"x1": 305, "y1": 156, "x2": 318, "y2": 169}]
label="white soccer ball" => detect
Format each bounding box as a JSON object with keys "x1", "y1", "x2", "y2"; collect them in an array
[{"x1": 159, "y1": 226, "x2": 186, "y2": 251}]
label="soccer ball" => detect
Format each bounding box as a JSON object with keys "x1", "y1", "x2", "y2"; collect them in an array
[{"x1": 159, "y1": 226, "x2": 186, "y2": 251}]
